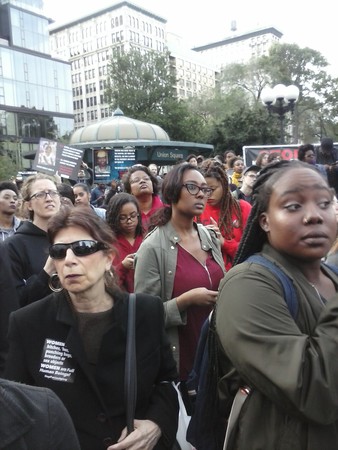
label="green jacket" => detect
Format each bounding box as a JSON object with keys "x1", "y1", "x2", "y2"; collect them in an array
[
  {"x1": 216, "y1": 243, "x2": 338, "y2": 450},
  {"x1": 134, "y1": 220, "x2": 225, "y2": 366}
]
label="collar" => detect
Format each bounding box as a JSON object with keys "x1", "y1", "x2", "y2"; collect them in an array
[{"x1": 164, "y1": 220, "x2": 213, "y2": 252}]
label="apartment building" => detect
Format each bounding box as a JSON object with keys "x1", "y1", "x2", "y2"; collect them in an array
[
  {"x1": 49, "y1": 1, "x2": 167, "y2": 129},
  {"x1": 167, "y1": 33, "x2": 218, "y2": 99},
  {"x1": 193, "y1": 26, "x2": 283, "y2": 70},
  {"x1": 0, "y1": 0, "x2": 73, "y2": 168}
]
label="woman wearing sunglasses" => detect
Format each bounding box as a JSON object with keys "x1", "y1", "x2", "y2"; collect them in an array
[
  {"x1": 2, "y1": 173, "x2": 61, "y2": 306},
  {"x1": 124, "y1": 165, "x2": 163, "y2": 232},
  {"x1": 106, "y1": 193, "x2": 144, "y2": 293},
  {"x1": 134, "y1": 163, "x2": 225, "y2": 382},
  {"x1": 5, "y1": 207, "x2": 178, "y2": 450}
]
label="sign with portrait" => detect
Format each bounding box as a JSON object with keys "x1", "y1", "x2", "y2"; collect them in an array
[{"x1": 33, "y1": 138, "x2": 84, "y2": 180}]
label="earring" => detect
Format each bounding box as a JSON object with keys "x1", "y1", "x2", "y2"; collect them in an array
[{"x1": 48, "y1": 273, "x2": 63, "y2": 293}]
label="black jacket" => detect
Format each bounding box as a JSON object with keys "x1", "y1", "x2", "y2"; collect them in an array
[
  {"x1": 0, "y1": 247, "x2": 18, "y2": 376},
  {"x1": 0, "y1": 378, "x2": 80, "y2": 450},
  {"x1": 5, "y1": 290, "x2": 179, "y2": 450},
  {"x1": 3, "y1": 220, "x2": 51, "y2": 306}
]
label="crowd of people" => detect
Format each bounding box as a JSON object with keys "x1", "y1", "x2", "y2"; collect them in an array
[{"x1": 1, "y1": 138, "x2": 338, "y2": 450}]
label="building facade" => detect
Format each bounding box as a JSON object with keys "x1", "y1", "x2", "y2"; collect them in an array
[
  {"x1": 193, "y1": 27, "x2": 283, "y2": 70},
  {"x1": 49, "y1": 1, "x2": 219, "y2": 129},
  {"x1": 167, "y1": 33, "x2": 218, "y2": 99},
  {"x1": 49, "y1": 1, "x2": 167, "y2": 130},
  {"x1": 0, "y1": 0, "x2": 73, "y2": 169}
]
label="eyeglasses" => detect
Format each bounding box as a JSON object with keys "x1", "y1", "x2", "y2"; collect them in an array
[
  {"x1": 49, "y1": 240, "x2": 107, "y2": 260},
  {"x1": 130, "y1": 176, "x2": 151, "y2": 184},
  {"x1": 119, "y1": 211, "x2": 139, "y2": 223},
  {"x1": 30, "y1": 190, "x2": 60, "y2": 200},
  {"x1": 182, "y1": 183, "x2": 213, "y2": 197}
]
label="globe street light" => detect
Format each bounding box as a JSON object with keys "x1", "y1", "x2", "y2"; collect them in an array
[{"x1": 261, "y1": 84, "x2": 300, "y2": 144}]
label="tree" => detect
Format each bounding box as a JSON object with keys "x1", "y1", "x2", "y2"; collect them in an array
[
  {"x1": 105, "y1": 48, "x2": 208, "y2": 141},
  {"x1": 0, "y1": 154, "x2": 17, "y2": 181},
  {"x1": 106, "y1": 48, "x2": 176, "y2": 119}
]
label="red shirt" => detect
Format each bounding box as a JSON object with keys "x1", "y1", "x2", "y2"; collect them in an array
[
  {"x1": 199, "y1": 200, "x2": 251, "y2": 271},
  {"x1": 172, "y1": 245, "x2": 224, "y2": 380},
  {"x1": 141, "y1": 195, "x2": 163, "y2": 232},
  {"x1": 113, "y1": 234, "x2": 143, "y2": 293}
]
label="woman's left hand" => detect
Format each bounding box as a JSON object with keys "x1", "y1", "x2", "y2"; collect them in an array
[
  {"x1": 108, "y1": 419, "x2": 162, "y2": 449},
  {"x1": 206, "y1": 217, "x2": 225, "y2": 245}
]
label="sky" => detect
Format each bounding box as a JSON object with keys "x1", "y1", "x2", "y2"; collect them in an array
[{"x1": 43, "y1": 0, "x2": 338, "y2": 75}]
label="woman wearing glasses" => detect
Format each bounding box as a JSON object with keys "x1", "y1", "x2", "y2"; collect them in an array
[
  {"x1": 134, "y1": 163, "x2": 225, "y2": 382},
  {"x1": 124, "y1": 165, "x2": 163, "y2": 232},
  {"x1": 2, "y1": 173, "x2": 61, "y2": 306},
  {"x1": 106, "y1": 193, "x2": 144, "y2": 293},
  {"x1": 5, "y1": 207, "x2": 178, "y2": 450}
]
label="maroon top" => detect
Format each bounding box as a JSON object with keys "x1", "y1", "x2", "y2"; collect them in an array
[
  {"x1": 141, "y1": 195, "x2": 163, "y2": 232},
  {"x1": 172, "y1": 245, "x2": 224, "y2": 380},
  {"x1": 113, "y1": 234, "x2": 143, "y2": 293}
]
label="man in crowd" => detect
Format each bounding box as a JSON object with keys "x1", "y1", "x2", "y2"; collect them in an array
[
  {"x1": 232, "y1": 165, "x2": 260, "y2": 205},
  {"x1": 148, "y1": 163, "x2": 163, "y2": 193},
  {"x1": 316, "y1": 137, "x2": 338, "y2": 194},
  {"x1": 90, "y1": 182, "x2": 106, "y2": 207},
  {"x1": 0, "y1": 181, "x2": 21, "y2": 241}
]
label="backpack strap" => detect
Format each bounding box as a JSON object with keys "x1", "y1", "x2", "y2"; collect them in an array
[
  {"x1": 324, "y1": 262, "x2": 338, "y2": 275},
  {"x1": 246, "y1": 255, "x2": 298, "y2": 320}
]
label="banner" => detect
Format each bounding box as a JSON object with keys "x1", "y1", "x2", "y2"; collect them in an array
[
  {"x1": 243, "y1": 145, "x2": 300, "y2": 166},
  {"x1": 33, "y1": 139, "x2": 84, "y2": 181}
]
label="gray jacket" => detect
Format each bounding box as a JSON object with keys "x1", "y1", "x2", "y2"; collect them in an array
[
  {"x1": 0, "y1": 379, "x2": 80, "y2": 450},
  {"x1": 134, "y1": 220, "x2": 225, "y2": 365}
]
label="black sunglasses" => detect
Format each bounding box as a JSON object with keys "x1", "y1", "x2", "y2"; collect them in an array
[{"x1": 49, "y1": 240, "x2": 107, "y2": 260}]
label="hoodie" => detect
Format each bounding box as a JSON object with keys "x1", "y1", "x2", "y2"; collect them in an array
[{"x1": 3, "y1": 221, "x2": 51, "y2": 306}]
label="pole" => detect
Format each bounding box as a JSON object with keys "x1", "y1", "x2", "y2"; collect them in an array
[{"x1": 279, "y1": 114, "x2": 285, "y2": 144}]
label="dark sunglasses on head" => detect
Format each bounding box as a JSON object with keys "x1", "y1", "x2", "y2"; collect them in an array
[{"x1": 49, "y1": 240, "x2": 107, "y2": 260}]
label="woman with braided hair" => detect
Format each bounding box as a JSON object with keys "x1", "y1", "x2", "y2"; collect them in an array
[
  {"x1": 210, "y1": 160, "x2": 338, "y2": 450},
  {"x1": 199, "y1": 159, "x2": 251, "y2": 270}
]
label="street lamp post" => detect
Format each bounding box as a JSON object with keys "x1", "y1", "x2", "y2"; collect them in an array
[{"x1": 261, "y1": 84, "x2": 300, "y2": 144}]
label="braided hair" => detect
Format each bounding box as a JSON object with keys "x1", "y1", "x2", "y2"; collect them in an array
[
  {"x1": 200, "y1": 159, "x2": 243, "y2": 238},
  {"x1": 234, "y1": 159, "x2": 319, "y2": 265}
]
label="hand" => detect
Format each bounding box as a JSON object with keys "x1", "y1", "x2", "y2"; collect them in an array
[
  {"x1": 43, "y1": 256, "x2": 56, "y2": 276},
  {"x1": 122, "y1": 254, "x2": 135, "y2": 270},
  {"x1": 205, "y1": 217, "x2": 225, "y2": 245},
  {"x1": 108, "y1": 419, "x2": 161, "y2": 450},
  {"x1": 176, "y1": 287, "x2": 218, "y2": 311}
]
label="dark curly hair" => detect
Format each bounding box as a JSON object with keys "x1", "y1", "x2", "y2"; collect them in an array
[
  {"x1": 106, "y1": 193, "x2": 143, "y2": 237},
  {"x1": 123, "y1": 165, "x2": 159, "y2": 196},
  {"x1": 297, "y1": 143, "x2": 315, "y2": 162}
]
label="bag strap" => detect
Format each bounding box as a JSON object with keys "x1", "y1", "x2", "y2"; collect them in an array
[
  {"x1": 246, "y1": 255, "x2": 298, "y2": 320},
  {"x1": 125, "y1": 293, "x2": 137, "y2": 435}
]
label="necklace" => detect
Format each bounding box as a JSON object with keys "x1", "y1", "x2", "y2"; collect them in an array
[{"x1": 309, "y1": 283, "x2": 326, "y2": 306}]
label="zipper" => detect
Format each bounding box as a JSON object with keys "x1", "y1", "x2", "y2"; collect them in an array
[{"x1": 201, "y1": 261, "x2": 212, "y2": 288}]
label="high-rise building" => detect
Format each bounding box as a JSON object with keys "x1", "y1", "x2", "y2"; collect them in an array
[
  {"x1": 167, "y1": 33, "x2": 218, "y2": 99},
  {"x1": 49, "y1": 1, "x2": 219, "y2": 129},
  {"x1": 0, "y1": 0, "x2": 73, "y2": 168},
  {"x1": 193, "y1": 27, "x2": 283, "y2": 70},
  {"x1": 49, "y1": 1, "x2": 168, "y2": 130}
]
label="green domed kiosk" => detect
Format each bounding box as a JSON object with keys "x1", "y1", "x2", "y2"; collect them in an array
[{"x1": 69, "y1": 108, "x2": 213, "y2": 181}]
